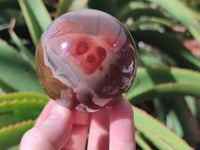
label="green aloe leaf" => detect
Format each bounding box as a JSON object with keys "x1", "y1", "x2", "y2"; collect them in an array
[
  {"x1": 0, "y1": 99, "x2": 45, "y2": 128},
  {"x1": 0, "y1": 92, "x2": 48, "y2": 128},
  {"x1": 88, "y1": 0, "x2": 118, "y2": 16},
  {"x1": 18, "y1": 0, "x2": 52, "y2": 46},
  {"x1": 135, "y1": 131, "x2": 153, "y2": 150},
  {"x1": 9, "y1": 29, "x2": 35, "y2": 70},
  {"x1": 56, "y1": 0, "x2": 73, "y2": 17},
  {"x1": 0, "y1": 92, "x2": 49, "y2": 102},
  {"x1": 125, "y1": 67, "x2": 200, "y2": 103},
  {"x1": 166, "y1": 108, "x2": 183, "y2": 137},
  {"x1": 133, "y1": 106, "x2": 193, "y2": 150},
  {"x1": 56, "y1": 0, "x2": 88, "y2": 17},
  {"x1": 0, "y1": 92, "x2": 48, "y2": 149},
  {"x1": 0, "y1": 99, "x2": 47, "y2": 113},
  {"x1": 0, "y1": 110, "x2": 38, "y2": 129},
  {"x1": 173, "y1": 99, "x2": 200, "y2": 148},
  {"x1": 146, "y1": 0, "x2": 200, "y2": 44},
  {"x1": 0, "y1": 120, "x2": 35, "y2": 150},
  {"x1": 128, "y1": 17, "x2": 173, "y2": 31},
  {"x1": 153, "y1": 98, "x2": 171, "y2": 123},
  {"x1": 0, "y1": 80, "x2": 13, "y2": 93},
  {"x1": 130, "y1": 82, "x2": 200, "y2": 104},
  {"x1": 0, "y1": 39, "x2": 44, "y2": 93},
  {"x1": 0, "y1": 9, "x2": 23, "y2": 31},
  {"x1": 7, "y1": 144, "x2": 19, "y2": 150},
  {"x1": 117, "y1": 1, "x2": 148, "y2": 19},
  {"x1": 131, "y1": 30, "x2": 200, "y2": 70},
  {"x1": 138, "y1": 50, "x2": 168, "y2": 67},
  {"x1": 118, "y1": 1, "x2": 167, "y2": 21}
]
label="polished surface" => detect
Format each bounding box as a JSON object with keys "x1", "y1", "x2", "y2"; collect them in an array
[{"x1": 35, "y1": 9, "x2": 137, "y2": 111}]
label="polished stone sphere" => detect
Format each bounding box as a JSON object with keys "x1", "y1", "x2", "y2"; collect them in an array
[{"x1": 35, "y1": 9, "x2": 137, "y2": 112}]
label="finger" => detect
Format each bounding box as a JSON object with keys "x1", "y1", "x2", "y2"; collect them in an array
[
  {"x1": 35, "y1": 99, "x2": 57, "y2": 125},
  {"x1": 88, "y1": 109, "x2": 109, "y2": 150},
  {"x1": 62, "y1": 111, "x2": 90, "y2": 150},
  {"x1": 20, "y1": 104, "x2": 73, "y2": 150},
  {"x1": 109, "y1": 99, "x2": 135, "y2": 150},
  {"x1": 73, "y1": 111, "x2": 90, "y2": 125}
]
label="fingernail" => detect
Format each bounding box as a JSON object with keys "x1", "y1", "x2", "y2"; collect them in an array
[{"x1": 48, "y1": 104, "x2": 70, "y2": 119}]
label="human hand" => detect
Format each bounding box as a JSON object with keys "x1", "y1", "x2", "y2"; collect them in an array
[{"x1": 20, "y1": 98, "x2": 135, "y2": 150}]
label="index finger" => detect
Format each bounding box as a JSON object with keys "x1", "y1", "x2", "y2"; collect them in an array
[
  {"x1": 109, "y1": 99, "x2": 135, "y2": 150},
  {"x1": 35, "y1": 99, "x2": 57, "y2": 125}
]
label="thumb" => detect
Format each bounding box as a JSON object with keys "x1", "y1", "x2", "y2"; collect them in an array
[{"x1": 20, "y1": 104, "x2": 73, "y2": 150}]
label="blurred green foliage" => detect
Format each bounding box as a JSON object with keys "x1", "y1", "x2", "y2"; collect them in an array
[{"x1": 0, "y1": 0, "x2": 200, "y2": 149}]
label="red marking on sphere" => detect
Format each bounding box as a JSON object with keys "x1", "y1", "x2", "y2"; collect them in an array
[
  {"x1": 75, "y1": 46, "x2": 107, "y2": 75},
  {"x1": 81, "y1": 48, "x2": 106, "y2": 74},
  {"x1": 87, "y1": 54, "x2": 96, "y2": 63},
  {"x1": 99, "y1": 66, "x2": 103, "y2": 71},
  {"x1": 76, "y1": 42, "x2": 89, "y2": 55},
  {"x1": 97, "y1": 47, "x2": 106, "y2": 60},
  {"x1": 56, "y1": 35, "x2": 107, "y2": 75},
  {"x1": 79, "y1": 47, "x2": 107, "y2": 74},
  {"x1": 80, "y1": 49, "x2": 106, "y2": 75}
]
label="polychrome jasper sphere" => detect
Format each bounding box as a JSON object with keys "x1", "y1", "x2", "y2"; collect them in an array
[{"x1": 35, "y1": 9, "x2": 137, "y2": 112}]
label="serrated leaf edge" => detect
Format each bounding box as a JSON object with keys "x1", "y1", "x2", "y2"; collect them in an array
[
  {"x1": 133, "y1": 106, "x2": 194, "y2": 150},
  {"x1": 0, "y1": 98, "x2": 46, "y2": 105},
  {"x1": 136, "y1": 125, "x2": 174, "y2": 149},
  {"x1": 0, "y1": 92, "x2": 49, "y2": 101},
  {"x1": 0, "y1": 119, "x2": 35, "y2": 132}
]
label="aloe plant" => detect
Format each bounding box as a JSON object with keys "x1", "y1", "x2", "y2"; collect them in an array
[{"x1": 0, "y1": 0, "x2": 200, "y2": 149}]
